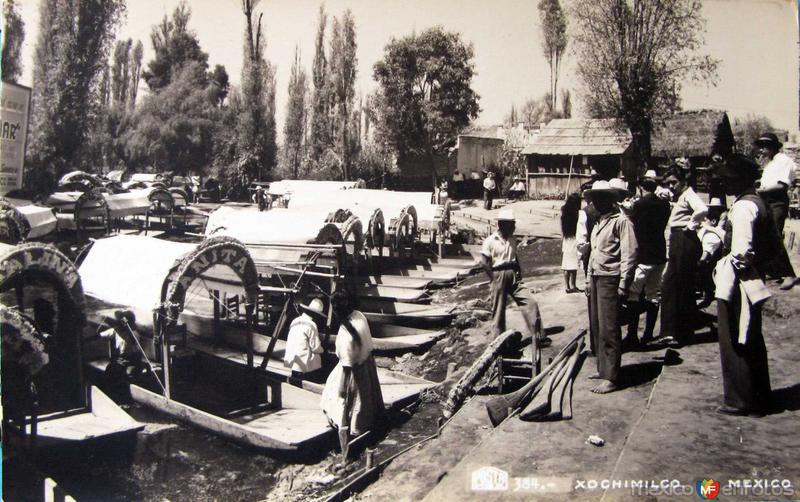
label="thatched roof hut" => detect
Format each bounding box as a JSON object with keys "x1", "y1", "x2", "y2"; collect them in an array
[{"x1": 650, "y1": 110, "x2": 735, "y2": 165}]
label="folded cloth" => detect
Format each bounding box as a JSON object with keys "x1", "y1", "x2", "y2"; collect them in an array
[{"x1": 714, "y1": 255, "x2": 771, "y2": 343}]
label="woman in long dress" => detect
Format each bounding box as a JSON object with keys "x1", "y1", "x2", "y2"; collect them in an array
[
  {"x1": 321, "y1": 289, "x2": 384, "y2": 437},
  {"x1": 561, "y1": 193, "x2": 582, "y2": 293}
]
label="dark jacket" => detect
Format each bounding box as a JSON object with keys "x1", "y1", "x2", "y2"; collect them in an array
[{"x1": 630, "y1": 192, "x2": 670, "y2": 265}]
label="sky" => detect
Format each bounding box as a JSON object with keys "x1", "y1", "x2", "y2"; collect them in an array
[{"x1": 14, "y1": 0, "x2": 800, "y2": 137}]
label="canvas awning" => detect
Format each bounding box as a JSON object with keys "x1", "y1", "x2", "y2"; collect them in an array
[
  {"x1": 206, "y1": 206, "x2": 348, "y2": 246},
  {"x1": 79, "y1": 235, "x2": 259, "y2": 332}
]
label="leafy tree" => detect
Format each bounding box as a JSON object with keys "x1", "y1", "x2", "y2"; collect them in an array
[
  {"x1": 572, "y1": 0, "x2": 718, "y2": 177},
  {"x1": 373, "y1": 26, "x2": 480, "y2": 185},
  {"x1": 2, "y1": 0, "x2": 25, "y2": 83},
  {"x1": 538, "y1": 0, "x2": 567, "y2": 112},
  {"x1": 210, "y1": 64, "x2": 230, "y2": 106},
  {"x1": 129, "y1": 40, "x2": 143, "y2": 108},
  {"x1": 283, "y1": 47, "x2": 308, "y2": 178},
  {"x1": 27, "y1": 0, "x2": 126, "y2": 192},
  {"x1": 238, "y1": 0, "x2": 278, "y2": 182},
  {"x1": 733, "y1": 114, "x2": 774, "y2": 157},
  {"x1": 123, "y1": 62, "x2": 218, "y2": 175},
  {"x1": 142, "y1": 2, "x2": 209, "y2": 91},
  {"x1": 330, "y1": 10, "x2": 358, "y2": 180},
  {"x1": 309, "y1": 5, "x2": 333, "y2": 160}
]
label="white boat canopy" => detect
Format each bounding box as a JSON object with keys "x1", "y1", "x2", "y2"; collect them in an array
[{"x1": 79, "y1": 235, "x2": 260, "y2": 334}]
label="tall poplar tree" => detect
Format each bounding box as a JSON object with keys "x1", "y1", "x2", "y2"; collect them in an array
[
  {"x1": 309, "y1": 5, "x2": 332, "y2": 160},
  {"x1": 28, "y1": 0, "x2": 126, "y2": 192},
  {"x1": 284, "y1": 47, "x2": 308, "y2": 178}
]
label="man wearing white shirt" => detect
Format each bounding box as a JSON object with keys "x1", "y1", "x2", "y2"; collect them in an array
[
  {"x1": 483, "y1": 172, "x2": 497, "y2": 210},
  {"x1": 661, "y1": 164, "x2": 707, "y2": 346},
  {"x1": 755, "y1": 132, "x2": 797, "y2": 290},
  {"x1": 714, "y1": 154, "x2": 773, "y2": 417}
]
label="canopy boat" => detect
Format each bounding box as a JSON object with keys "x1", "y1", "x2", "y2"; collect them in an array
[
  {"x1": 78, "y1": 234, "x2": 434, "y2": 453},
  {"x1": 0, "y1": 242, "x2": 143, "y2": 451},
  {"x1": 205, "y1": 205, "x2": 365, "y2": 272},
  {"x1": 77, "y1": 234, "x2": 340, "y2": 453},
  {"x1": 0, "y1": 199, "x2": 58, "y2": 242}
]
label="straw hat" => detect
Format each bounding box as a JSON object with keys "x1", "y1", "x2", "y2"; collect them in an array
[
  {"x1": 496, "y1": 208, "x2": 515, "y2": 222},
  {"x1": 708, "y1": 197, "x2": 724, "y2": 208},
  {"x1": 643, "y1": 169, "x2": 658, "y2": 179},
  {"x1": 582, "y1": 180, "x2": 615, "y2": 198},
  {"x1": 298, "y1": 298, "x2": 326, "y2": 319},
  {"x1": 114, "y1": 309, "x2": 136, "y2": 326},
  {"x1": 608, "y1": 178, "x2": 629, "y2": 193}
]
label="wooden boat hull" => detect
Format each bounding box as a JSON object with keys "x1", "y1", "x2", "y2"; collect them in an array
[
  {"x1": 350, "y1": 275, "x2": 433, "y2": 289},
  {"x1": 363, "y1": 307, "x2": 455, "y2": 328},
  {"x1": 11, "y1": 386, "x2": 143, "y2": 448},
  {"x1": 359, "y1": 298, "x2": 448, "y2": 315},
  {"x1": 355, "y1": 284, "x2": 430, "y2": 302},
  {"x1": 130, "y1": 384, "x2": 333, "y2": 453}
]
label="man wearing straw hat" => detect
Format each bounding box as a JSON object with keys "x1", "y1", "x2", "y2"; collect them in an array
[
  {"x1": 284, "y1": 298, "x2": 326, "y2": 381},
  {"x1": 584, "y1": 179, "x2": 638, "y2": 394},
  {"x1": 754, "y1": 132, "x2": 798, "y2": 290},
  {"x1": 480, "y1": 208, "x2": 547, "y2": 347}
]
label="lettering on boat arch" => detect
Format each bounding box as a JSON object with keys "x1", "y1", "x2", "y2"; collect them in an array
[
  {"x1": 164, "y1": 237, "x2": 260, "y2": 308},
  {"x1": 0, "y1": 243, "x2": 85, "y2": 314}
]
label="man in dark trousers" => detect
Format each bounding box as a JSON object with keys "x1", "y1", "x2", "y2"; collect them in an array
[
  {"x1": 584, "y1": 179, "x2": 637, "y2": 394},
  {"x1": 661, "y1": 165, "x2": 708, "y2": 346},
  {"x1": 754, "y1": 132, "x2": 798, "y2": 290},
  {"x1": 480, "y1": 208, "x2": 547, "y2": 347},
  {"x1": 624, "y1": 170, "x2": 671, "y2": 347},
  {"x1": 714, "y1": 154, "x2": 775, "y2": 417}
]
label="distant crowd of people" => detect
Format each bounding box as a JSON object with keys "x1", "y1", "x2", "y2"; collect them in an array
[{"x1": 558, "y1": 131, "x2": 795, "y2": 413}]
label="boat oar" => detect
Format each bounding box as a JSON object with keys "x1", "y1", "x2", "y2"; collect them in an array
[
  {"x1": 339, "y1": 368, "x2": 354, "y2": 464},
  {"x1": 485, "y1": 330, "x2": 585, "y2": 427}
]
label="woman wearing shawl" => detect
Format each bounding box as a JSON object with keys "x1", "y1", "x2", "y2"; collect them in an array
[{"x1": 321, "y1": 289, "x2": 384, "y2": 438}]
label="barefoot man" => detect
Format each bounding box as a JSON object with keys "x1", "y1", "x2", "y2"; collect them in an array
[{"x1": 584, "y1": 179, "x2": 638, "y2": 394}]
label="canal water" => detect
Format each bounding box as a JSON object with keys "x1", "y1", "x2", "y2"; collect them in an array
[{"x1": 5, "y1": 404, "x2": 292, "y2": 501}]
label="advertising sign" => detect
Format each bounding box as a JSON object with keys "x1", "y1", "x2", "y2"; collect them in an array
[{"x1": 0, "y1": 81, "x2": 32, "y2": 195}]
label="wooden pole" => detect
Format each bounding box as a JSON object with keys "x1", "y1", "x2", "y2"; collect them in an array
[{"x1": 565, "y1": 155, "x2": 574, "y2": 201}]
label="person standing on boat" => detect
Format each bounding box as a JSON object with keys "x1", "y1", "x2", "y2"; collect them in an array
[
  {"x1": 284, "y1": 298, "x2": 326, "y2": 381},
  {"x1": 480, "y1": 208, "x2": 548, "y2": 347},
  {"x1": 321, "y1": 289, "x2": 384, "y2": 437}
]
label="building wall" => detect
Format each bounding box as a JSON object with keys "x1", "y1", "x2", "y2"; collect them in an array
[
  {"x1": 526, "y1": 154, "x2": 622, "y2": 179},
  {"x1": 527, "y1": 173, "x2": 592, "y2": 199},
  {"x1": 456, "y1": 137, "x2": 504, "y2": 177}
]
